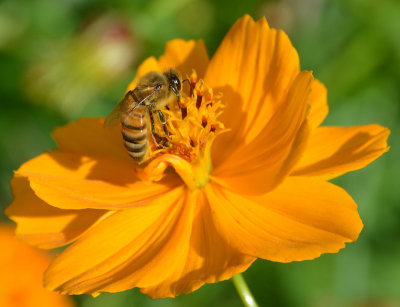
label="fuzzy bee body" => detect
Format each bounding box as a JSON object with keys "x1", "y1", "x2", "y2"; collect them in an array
[
  {"x1": 121, "y1": 107, "x2": 148, "y2": 160},
  {"x1": 104, "y1": 69, "x2": 183, "y2": 162}
]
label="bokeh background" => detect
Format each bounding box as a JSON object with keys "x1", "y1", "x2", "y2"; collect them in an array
[{"x1": 0, "y1": 0, "x2": 399, "y2": 306}]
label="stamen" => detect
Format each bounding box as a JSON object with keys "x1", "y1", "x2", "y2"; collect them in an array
[
  {"x1": 196, "y1": 92, "x2": 203, "y2": 109},
  {"x1": 141, "y1": 70, "x2": 227, "y2": 174},
  {"x1": 207, "y1": 91, "x2": 213, "y2": 107},
  {"x1": 201, "y1": 116, "x2": 207, "y2": 128},
  {"x1": 180, "y1": 105, "x2": 187, "y2": 119},
  {"x1": 190, "y1": 72, "x2": 197, "y2": 97}
]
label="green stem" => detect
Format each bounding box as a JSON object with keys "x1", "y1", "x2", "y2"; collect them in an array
[{"x1": 232, "y1": 274, "x2": 259, "y2": 307}]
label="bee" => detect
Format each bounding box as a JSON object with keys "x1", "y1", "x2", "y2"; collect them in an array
[{"x1": 104, "y1": 69, "x2": 185, "y2": 162}]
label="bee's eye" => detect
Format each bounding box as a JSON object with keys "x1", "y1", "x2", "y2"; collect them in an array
[{"x1": 171, "y1": 75, "x2": 181, "y2": 91}]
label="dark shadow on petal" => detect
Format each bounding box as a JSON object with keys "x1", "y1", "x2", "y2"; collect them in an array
[{"x1": 45, "y1": 151, "x2": 137, "y2": 186}]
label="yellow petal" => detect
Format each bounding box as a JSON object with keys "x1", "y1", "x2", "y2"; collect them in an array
[
  {"x1": 45, "y1": 187, "x2": 254, "y2": 298},
  {"x1": 126, "y1": 39, "x2": 209, "y2": 92},
  {"x1": 17, "y1": 151, "x2": 180, "y2": 210},
  {"x1": 206, "y1": 15, "x2": 301, "y2": 167},
  {"x1": 0, "y1": 225, "x2": 74, "y2": 307},
  {"x1": 137, "y1": 153, "x2": 210, "y2": 190},
  {"x1": 45, "y1": 186, "x2": 192, "y2": 295},
  {"x1": 5, "y1": 177, "x2": 106, "y2": 249},
  {"x1": 292, "y1": 124, "x2": 390, "y2": 179},
  {"x1": 52, "y1": 118, "x2": 129, "y2": 162},
  {"x1": 158, "y1": 39, "x2": 209, "y2": 78},
  {"x1": 140, "y1": 190, "x2": 255, "y2": 298},
  {"x1": 308, "y1": 79, "x2": 328, "y2": 129},
  {"x1": 212, "y1": 71, "x2": 313, "y2": 194},
  {"x1": 205, "y1": 177, "x2": 363, "y2": 262}
]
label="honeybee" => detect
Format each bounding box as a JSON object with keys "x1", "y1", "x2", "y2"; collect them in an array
[{"x1": 104, "y1": 69, "x2": 184, "y2": 161}]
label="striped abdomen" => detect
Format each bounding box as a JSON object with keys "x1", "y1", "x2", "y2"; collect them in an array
[{"x1": 121, "y1": 108, "x2": 148, "y2": 161}]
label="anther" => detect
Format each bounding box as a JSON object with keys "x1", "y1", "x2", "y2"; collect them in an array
[
  {"x1": 181, "y1": 106, "x2": 187, "y2": 119},
  {"x1": 201, "y1": 116, "x2": 207, "y2": 128},
  {"x1": 210, "y1": 124, "x2": 216, "y2": 132},
  {"x1": 196, "y1": 92, "x2": 203, "y2": 109}
]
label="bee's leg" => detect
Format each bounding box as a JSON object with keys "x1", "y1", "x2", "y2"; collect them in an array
[
  {"x1": 149, "y1": 110, "x2": 168, "y2": 148},
  {"x1": 182, "y1": 79, "x2": 194, "y2": 97},
  {"x1": 149, "y1": 110, "x2": 156, "y2": 137},
  {"x1": 157, "y1": 110, "x2": 169, "y2": 137},
  {"x1": 149, "y1": 110, "x2": 159, "y2": 145},
  {"x1": 149, "y1": 110, "x2": 158, "y2": 145}
]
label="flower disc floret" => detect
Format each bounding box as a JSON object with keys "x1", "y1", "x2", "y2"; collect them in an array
[{"x1": 137, "y1": 71, "x2": 227, "y2": 189}]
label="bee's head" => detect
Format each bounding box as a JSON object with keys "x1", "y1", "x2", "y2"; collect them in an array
[{"x1": 165, "y1": 69, "x2": 182, "y2": 97}]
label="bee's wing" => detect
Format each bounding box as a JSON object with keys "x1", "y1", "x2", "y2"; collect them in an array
[
  {"x1": 104, "y1": 99, "x2": 123, "y2": 128},
  {"x1": 104, "y1": 89, "x2": 139, "y2": 128},
  {"x1": 105, "y1": 85, "x2": 162, "y2": 128}
]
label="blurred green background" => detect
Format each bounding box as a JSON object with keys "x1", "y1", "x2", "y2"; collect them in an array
[{"x1": 0, "y1": 0, "x2": 399, "y2": 306}]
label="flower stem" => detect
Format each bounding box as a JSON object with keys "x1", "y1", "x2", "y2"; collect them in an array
[{"x1": 232, "y1": 274, "x2": 259, "y2": 307}]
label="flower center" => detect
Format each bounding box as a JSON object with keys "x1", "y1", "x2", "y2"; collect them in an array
[{"x1": 136, "y1": 70, "x2": 226, "y2": 190}]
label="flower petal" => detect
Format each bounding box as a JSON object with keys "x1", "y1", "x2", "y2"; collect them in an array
[
  {"x1": 0, "y1": 225, "x2": 75, "y2": 307},
  {"x1": 5, "y1": 177, "x2": 106, "y2": 249},
  {"x1": 205, "y1": 14, "x2": 300, "y2": 163},
  {"x1": 158, "y1": 39, "x2": 209, "y2": 78},
  {"x1": 291, "y1": 124, "x2": 390, "y2": 179},
  {"x1": 212, "y1": 71, "x2": 313, "y2": 194},
  {"x1": 44, "y1": 187, "x2": 254, "y2": 298},
  {"x1": 52, "y1": 118, "x2": 129, "y2": 162},
  {"x1": 140, "y1": 190, "x2": 255, "y2": 298},
  {"x1": 45, "y1": 186, "x2": 192, "y2": 295},
  {"x1": 17, "y1": 151, "x2": 180, "y2": 210},
  {"x1": 308, "y1": 79, "x2": 328, "y2": 129},
  {"x1": 205, "y1": 177, "x2": 363, "y2": 262},
  {"x1": 126, "y1": 39, "x2": 209, "y2": 92}
]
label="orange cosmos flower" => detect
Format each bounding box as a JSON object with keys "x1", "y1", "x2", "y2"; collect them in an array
[
  {"x1": 5, "y1": 15, "x2": 390, "y2": 299},
  {"x1": 0, "y1": 225, "x2": 74, "y2": 307}
]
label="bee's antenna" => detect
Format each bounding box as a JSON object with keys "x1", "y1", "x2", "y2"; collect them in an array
[{"x1": 182, "y1": 79, "x2": 194, "y2": 97}]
